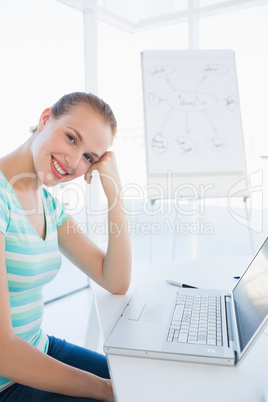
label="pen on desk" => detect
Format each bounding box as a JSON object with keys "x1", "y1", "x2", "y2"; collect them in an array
[
  {"x1": 233, "y1": 276, "x2": 240, "y2": 280},
  {"x1": 166, "y1": 280, "x2": 198, "y2": 289}
]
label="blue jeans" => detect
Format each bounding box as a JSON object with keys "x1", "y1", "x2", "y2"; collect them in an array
[{"x1": 0, "y1": 335, "x2": 110, "y2": 401}]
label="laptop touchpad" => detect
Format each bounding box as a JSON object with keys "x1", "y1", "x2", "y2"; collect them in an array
[{"x1": 139, "y1": 303, "x2": 165, "y2": 322}]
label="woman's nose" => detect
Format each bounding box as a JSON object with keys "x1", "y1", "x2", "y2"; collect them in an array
[{"x1": 65, "y1": 152, "x2": 81, "y2": 170}]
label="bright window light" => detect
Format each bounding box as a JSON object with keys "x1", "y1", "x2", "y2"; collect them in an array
[
  {"x1": 199, "y1": 4, "x2": 268, "y2": 168},
  {"x1": 0, "y1": 0, "x2": 85, "y2": 156}
]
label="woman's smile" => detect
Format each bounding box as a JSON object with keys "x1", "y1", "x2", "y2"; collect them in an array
[{"x1": 50, "y1": 156, "x2": 70, "y2": 179}]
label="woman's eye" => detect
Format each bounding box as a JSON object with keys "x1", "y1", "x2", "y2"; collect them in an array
[
  {"x1": 84, "y1": 154, "x2": 93, "y2": 164},
  {"x1": 67, "y1": 134, "x2": 76, "y2": 143}
]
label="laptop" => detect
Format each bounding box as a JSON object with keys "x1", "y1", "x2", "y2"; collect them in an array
[{"x1": 104, "y1": 237, "x2": 268, "y2": 366}]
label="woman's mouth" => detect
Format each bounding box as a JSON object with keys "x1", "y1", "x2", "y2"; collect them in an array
[{"x1": 51, "y1": 156, "x2": 70, "y2": 179}]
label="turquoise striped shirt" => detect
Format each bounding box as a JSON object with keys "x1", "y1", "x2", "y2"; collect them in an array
[{"x1": 0, "y1": 171, "x2": 70, "y2": 392}]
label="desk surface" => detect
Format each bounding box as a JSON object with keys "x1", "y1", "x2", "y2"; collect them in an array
[{"x1": 92, "y1": 259, "x2": 268, "y2": 402}]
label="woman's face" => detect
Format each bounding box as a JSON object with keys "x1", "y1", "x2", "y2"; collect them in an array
[{"x1": 31, "y1": 104, "x2": 113, "y2": 187}]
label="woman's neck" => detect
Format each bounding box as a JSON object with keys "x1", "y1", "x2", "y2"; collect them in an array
[{"x1": 0, "y1": 139, "x2": 41, "y2": 193}]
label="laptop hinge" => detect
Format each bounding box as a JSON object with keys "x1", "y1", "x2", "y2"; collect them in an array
[{"x1": 225, "y1": 295, "x2": 235, "y2": 350}]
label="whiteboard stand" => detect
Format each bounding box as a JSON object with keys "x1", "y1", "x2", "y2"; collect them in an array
[
  {"x1": 149, "y1": 197, "x2": 200, "y2": 262},
  {"x1": 172, "y1": 198, "x2": 199, "y2": 261},
  {"x1": 141, "y1": 50, "x2": 250, "y2": 263},
  {"x1": 186, "y1": 199, "x2": 199, "y2": 261},
  {"x1": 150, "y1": 199, "x2": 157, "y2": 262},
  {"x1": 243, "y1": 196, "x2": 255, "y2": 256}
]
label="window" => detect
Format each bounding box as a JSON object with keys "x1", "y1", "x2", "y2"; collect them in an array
[
  {"x1": 0, "y1": 0, "x2": 87, "y2": 300},
  {"x1": 0, "y1": 0, "x2": 84, "y2": 156},
  {"x1": 199, "y1": 4, "x2": 268, "y2": 166}
]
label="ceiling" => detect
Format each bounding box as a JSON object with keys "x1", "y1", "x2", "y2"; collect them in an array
[
  {"x1": 57, "y1": 0, "x2": 268, "y2": 33},
  {"x1": 57, "y1": 0, "x2": 188, "y2": 32}
]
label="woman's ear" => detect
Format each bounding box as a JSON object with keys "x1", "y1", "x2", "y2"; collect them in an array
[{"x1": 37, "y1": 107, "x2": 52, "y2": 132}]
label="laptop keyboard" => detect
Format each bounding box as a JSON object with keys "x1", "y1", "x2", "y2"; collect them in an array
[{"x1": 166, "y1": 292, "x2": 222, "y2": 346}]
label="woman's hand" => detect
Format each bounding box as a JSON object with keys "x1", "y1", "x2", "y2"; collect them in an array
[{"x1": 84, "y1": 151, "x2": 122, "y2": 203}]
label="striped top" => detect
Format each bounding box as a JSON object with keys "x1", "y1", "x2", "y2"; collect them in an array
[{"x1": 0, "y1": 170, "x2": 70, "y2": 392}]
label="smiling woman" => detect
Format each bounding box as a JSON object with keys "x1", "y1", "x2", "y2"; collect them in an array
[{"x1": 0, "y1": 91, "x2": 132, "y2": 401}]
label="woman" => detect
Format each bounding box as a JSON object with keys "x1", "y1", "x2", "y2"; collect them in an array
[{"x1": 0, "y1": 92, "x2": 132, "y2": 401}]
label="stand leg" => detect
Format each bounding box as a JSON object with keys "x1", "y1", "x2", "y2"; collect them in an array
[
  {"x1": 150, "y1": 200, "x2": 157, "y2": 262},
  {"x1": 243, "y1": 196, "x2": 255, "y2": 256},
  {"x1": 187, "y1": 199, "x2": 198, "y2": 260},
  {"x1": 172, "y1": 199, "x2": 198, "y2": 261}
]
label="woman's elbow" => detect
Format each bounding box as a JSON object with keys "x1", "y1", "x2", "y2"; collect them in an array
[
  {"x1": 109, "y1": 273, "x2": 131, "y2": 295},
  {"x1": 112, "y1": 284, "x2": 129, "y2": 295},
  {"x1": 110, "y1": 279, "x2": 130, "y2": 295}
]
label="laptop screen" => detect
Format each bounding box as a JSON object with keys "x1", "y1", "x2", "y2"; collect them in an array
[{"x1": 233, "y1": 237, "x2": 268, "y2": 352}]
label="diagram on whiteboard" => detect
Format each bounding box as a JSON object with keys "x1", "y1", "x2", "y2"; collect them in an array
[{"x1": 142, "y1": 51, "x2": 246, "y2": 175}]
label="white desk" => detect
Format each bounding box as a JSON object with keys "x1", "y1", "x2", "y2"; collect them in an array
[{"x1": 92, "y1": 260, "x2": 268, "y2": 402}]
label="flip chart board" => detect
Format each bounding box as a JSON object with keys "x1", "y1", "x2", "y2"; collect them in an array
[{"x1": 141, "y1": 50, "x2": 248, "y2": 198}]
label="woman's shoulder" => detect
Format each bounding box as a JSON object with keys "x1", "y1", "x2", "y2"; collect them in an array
[
  {"x1": 0, "y1": 169, "x2": 10, "y2": 193},
  {"x1": 0, "y1": 170, "x2": 10, "y2": 222},
  {"x1": 0, "y1": 157, "x2": 8, "y2": 174},
  {"x1": 0, "y1": 159, "x2": 13, "y2": 188}
]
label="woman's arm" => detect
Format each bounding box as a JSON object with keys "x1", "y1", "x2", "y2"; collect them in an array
[
  {"x1": 0, "y1": 233, "x2": 114, "y2": 401},
  {"x1": 58, "y1": 151, "x2": 132, "y2": 294}
]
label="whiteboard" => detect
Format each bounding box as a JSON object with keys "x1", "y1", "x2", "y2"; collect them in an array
[{"x1": 141, "y1": 50, "x2": 248, "y2": 198}]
